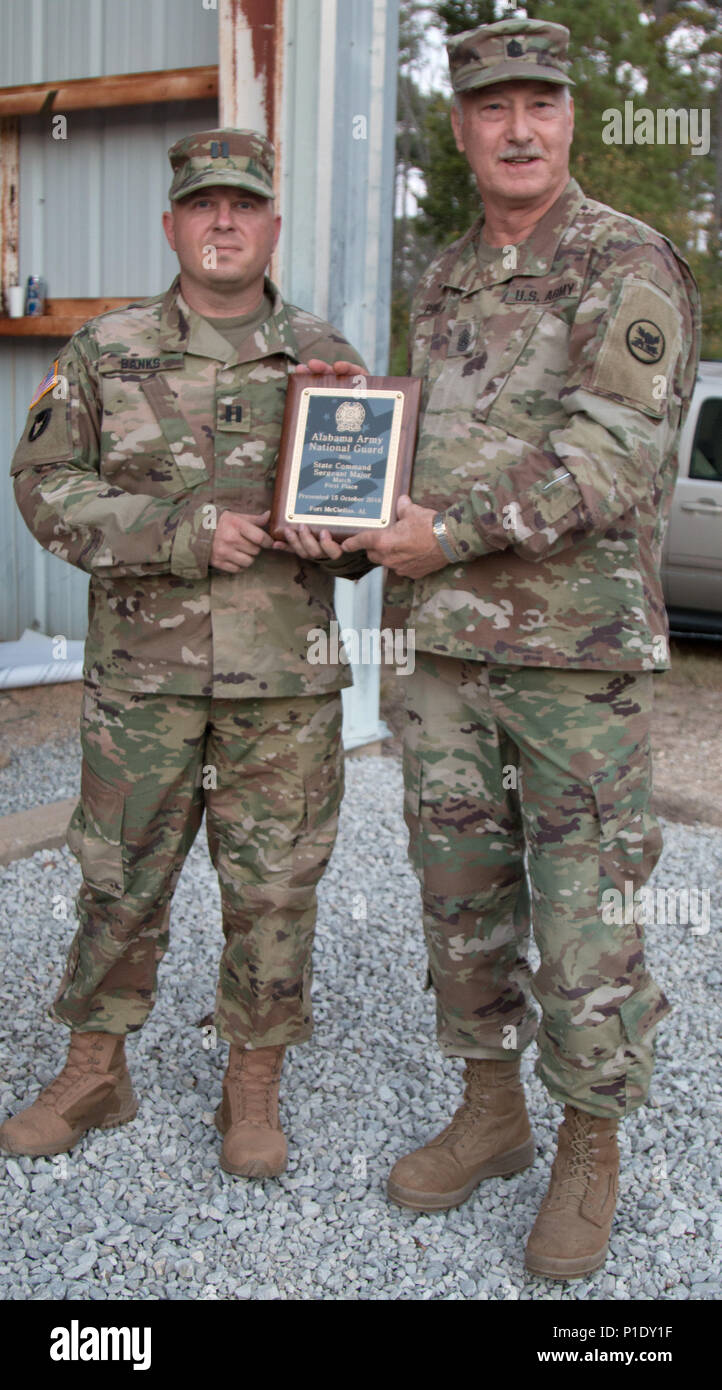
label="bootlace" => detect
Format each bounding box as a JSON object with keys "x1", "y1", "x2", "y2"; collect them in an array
[
  {"x1": 444, "y1": 1074, "x2": 491, "y2": 1137},
  {"x1": 555, "y1": 1113, "x2": 598, "y2": 1205},
  {"x1": 226, "y1": 1052, "x2": 280, "y2": 1126},
  {"x1": 40, "y1": 1036, "x2": 108, "y2": 1108}
]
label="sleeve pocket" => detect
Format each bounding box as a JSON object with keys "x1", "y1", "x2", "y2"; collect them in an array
[
  {"x1": 587, "y1": 278, "x2": 682, "y2": 418},
  {"x1": 66, "y1": 763, "x2": 125, "y2": 898}
]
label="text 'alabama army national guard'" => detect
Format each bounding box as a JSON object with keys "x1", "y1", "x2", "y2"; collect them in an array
[
  {"x1": 1, "y1": 129, "x2": 370, "y2": 1178},
  {"x1": 343, "y1": 18, "x2": 701, "y2": 1277}
]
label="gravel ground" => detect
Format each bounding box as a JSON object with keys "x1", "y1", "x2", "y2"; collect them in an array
[
  {"x1": 0, "y1": 751, "x2": 720, "y2": 1301},
  {"x1": 0, "y1": 732, "x2": 81, "y2": 815}
]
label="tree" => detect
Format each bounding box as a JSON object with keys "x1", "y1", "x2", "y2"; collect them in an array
[
  {"x1": 390, "y1": 5, "x2": 434, "y2": 367},
  {"x1": 416, "y1": 96, "x2": 480, "y2": 243},
  {"x1": 435, "y1": 0, "x2": 500, "y2": 32}
]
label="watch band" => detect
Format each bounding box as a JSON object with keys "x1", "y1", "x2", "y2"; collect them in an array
[{"x1": 432, "y1": 513, "x2": 457, "y2": 563}]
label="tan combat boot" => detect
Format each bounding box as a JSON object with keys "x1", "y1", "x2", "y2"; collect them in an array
[
  {"x1": 0, "y1": 1031, "x2": 137, "y2": 1158},
  {"x1": 215, "y1": 1044, "x2": 287, "y2": 1178},
  {"x1": 387, "y1": 1058, "x2": 535, "y2": 1211},
  {"x1": 525, "y1": 1104, "x2": 619, "y2": 1279}
]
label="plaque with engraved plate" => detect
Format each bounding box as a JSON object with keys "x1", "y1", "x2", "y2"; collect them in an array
[{"x1": 269, "y1": 373, "x2": 421, "y2": 539}]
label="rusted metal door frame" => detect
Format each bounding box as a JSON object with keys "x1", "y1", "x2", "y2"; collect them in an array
[
  {"x1": 218, "y1": 0, "x2": 285, "y2": 282},
  {"x1": 0, "y1": 118, "x2": 19, "y2": 306}
]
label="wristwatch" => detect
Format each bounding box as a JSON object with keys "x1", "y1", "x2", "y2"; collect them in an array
[{"x1": 432, "y1": 513, "x2": 457, "y2": 563}]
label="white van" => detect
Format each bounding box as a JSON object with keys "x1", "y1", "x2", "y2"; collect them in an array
[{"x1": 662, "y1": 360, "x2": 722, "y2": 635}]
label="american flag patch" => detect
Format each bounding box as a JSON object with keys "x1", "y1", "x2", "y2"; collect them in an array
[{"x1": 30, "y1": 360, "x2": 60, "y2": 409}]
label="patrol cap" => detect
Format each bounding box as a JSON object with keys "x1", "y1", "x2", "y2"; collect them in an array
[
  {"x1": 447, "y1": 18, "x2": 575, "y2": 94},
  {"x1": 168, "y1": 128, "x2": 275, "y2": 202}
]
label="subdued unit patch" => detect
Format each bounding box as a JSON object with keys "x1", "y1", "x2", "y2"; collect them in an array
[
  {"x1": 626, "y1": 320, "x2": 665, "y2": 365},
  {"x1": 28, "y1": 409, "x2": 52, "y2": 442}
]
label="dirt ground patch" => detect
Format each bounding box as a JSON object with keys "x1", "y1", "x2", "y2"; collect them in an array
[
  {"x1": 0, "y1": 639, "x2": 719, "y2": 828},
  {"x1": 648, "y1": 640, "x2": 722, "y2": 828},
  {"x1": 380, "y1": 638, "x2": 722, "y2": 830},
  {"x1": 0, "y1": 681, "x2": 82, "y2": 763}
]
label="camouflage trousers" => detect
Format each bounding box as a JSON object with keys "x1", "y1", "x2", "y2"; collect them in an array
[
  {"x1": 403, "y1": 652, "x2": 671, "y2": 1119},
  {"x1": 53, "y1": 683, "x2": 344, "y2": 1048}
]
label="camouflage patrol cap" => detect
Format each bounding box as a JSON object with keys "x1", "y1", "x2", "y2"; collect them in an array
[
  {"x1": 447, "y1": 18, "x2": 575, "y2": 94},
  {"x1": 168, "y1": 128, "x2": 275, "y2": 202}
]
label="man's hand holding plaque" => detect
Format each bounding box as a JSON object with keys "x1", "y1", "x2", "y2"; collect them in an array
[
  {"x1": 272, "y1": 359, "x2": 356, "y2": 561},
  {"x1": 341, "y1": 495, "x2": 452, "y2": 580},
  {"x1": 270, "y1": 362, "x2": 422, "y2": 559}
]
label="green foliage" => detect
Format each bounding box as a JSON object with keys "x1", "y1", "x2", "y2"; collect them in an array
[
  {"x1": 389, "y1": 290, "x2": 414, "y2": 374},
  {"x1": 416, "y1": 95, "x2": 481, "y2": 243},
  {"x1": 689, "y1": 250, "x2": 722, "y2": 359},
  {"x1": 435, "y1": 0, "x2": 500, "y2": 34}
]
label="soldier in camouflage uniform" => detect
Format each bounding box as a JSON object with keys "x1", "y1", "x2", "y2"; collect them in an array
[
  {"x1": 344, "y1": 20, "x2": 701, "y2": 1277},
  {"x1": 1, "y1": 129, "x2": 369, "y2": 1178}
]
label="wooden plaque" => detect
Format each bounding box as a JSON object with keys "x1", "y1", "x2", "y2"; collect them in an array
[{"x1": 269, "y1": 373, "x2": 422, "y2": 540}]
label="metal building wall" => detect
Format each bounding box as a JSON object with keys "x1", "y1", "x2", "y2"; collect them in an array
[
  {"x1": 0, "y1": 0, "x2": 219, "y2": 86},
  {"x1": 279, "y1": 0, "x2": 398, "y2": 371},
  {"x1": 0, "y1": 0, "x2": 219, "y2": 641},
  {"x1": 278, "y1": 0, "x2": 399, "y2": 747}
]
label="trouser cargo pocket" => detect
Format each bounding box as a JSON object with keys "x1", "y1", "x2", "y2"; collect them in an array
[
  {"x1": 619, "y1": 973, "x2": 671, "y2": 1046},
  {"x1": 66, "y1": 763, "x2": 126, "y2": 898}
]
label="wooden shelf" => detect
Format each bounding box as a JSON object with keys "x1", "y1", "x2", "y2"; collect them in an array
[
  {"x1": 0, "y1": 66, "x2": 218, "y2": 117},
  {"x1": 0, "y1": 297, "x2": 139, "y2": 337},
  {"x1": 0, "y1": 64, "x2": 219, "y2": 311}
]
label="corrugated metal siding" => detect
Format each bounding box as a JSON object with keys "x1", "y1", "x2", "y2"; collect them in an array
[
  {"x1": 278, "y1": 0, "x2": 399, "y2": 748},
  {"x1": 0, "y1": 0, "x2": 218, "y2": 639},
  {"x1": 280, "y1": 0, "x2": 398, "y2": 374},
  {"x1": 17, "y1": 103, "x2": 218, "y2": 299},
  {"x1": 0, "y1": 0, "x2": 219, "y2": 85}
]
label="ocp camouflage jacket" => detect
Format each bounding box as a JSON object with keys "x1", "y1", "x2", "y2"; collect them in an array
[
  {"x1": 385, "y1": 179, "x2": 702, "y2": 669},
  {"x1": 12, "y1": 276, "x2": 370, "y2": 698}
]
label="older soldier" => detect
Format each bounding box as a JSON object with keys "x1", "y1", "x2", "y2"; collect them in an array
[
  {"x1": 344, "y1": 20, "x2": 701, "y2": 1277},
  {"x1": 2, "y1": 129, "x2": 367, "y2": 1178}
]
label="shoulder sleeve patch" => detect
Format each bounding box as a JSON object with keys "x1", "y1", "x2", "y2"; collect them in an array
[
  {"x1": 588, "y1": 278, "x2": 683, "y2": 417},
  {"x1": 11, "y1": 384, "x2": 75, "y2": 473},
  {"x1": 10, "y1": 397, "x2": 75, "y2": 471}
]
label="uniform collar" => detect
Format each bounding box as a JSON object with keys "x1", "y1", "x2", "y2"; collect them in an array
[
  {"x1": 157, "y1": 275, "x2": 302, "y2": 366},
  {"x1": 443, "y1": 177, "x2": 587, "y2": 293}
]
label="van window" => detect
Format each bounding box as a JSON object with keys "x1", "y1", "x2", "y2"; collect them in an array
[{"x1": 690, "y1": 398, "x2": 722, "y2": 481}]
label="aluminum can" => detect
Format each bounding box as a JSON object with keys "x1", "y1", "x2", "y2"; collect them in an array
[{"x1": 25, "y1": 276, "x2": 46, "y2": 316}]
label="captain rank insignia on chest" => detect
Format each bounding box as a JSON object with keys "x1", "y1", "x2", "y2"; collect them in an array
[{"x1": 217, "y1": 399, "x2": 249, "y2": 431}]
